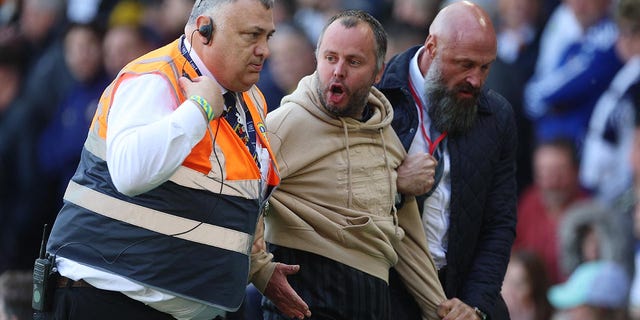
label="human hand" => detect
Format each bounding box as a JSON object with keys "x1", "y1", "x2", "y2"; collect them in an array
[
  {"x1": 263, "y1": 263, "x2": 311, "y2": 319},
  {"x1": 397, "y1": 152, "x2": 437, "y2": 196},
  {"x1": 437, "y1": 298, "x2": 482, "y2": 320},
  {"x1": 178, "y1": 76, "x2": 225, "y2": 119}
]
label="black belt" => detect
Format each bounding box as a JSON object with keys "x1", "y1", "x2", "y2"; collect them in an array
[{"x1": 56, "y1": 275, "x2": 93, "y2": 288}]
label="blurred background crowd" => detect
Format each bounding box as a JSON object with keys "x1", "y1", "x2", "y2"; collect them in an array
[{"x1": 1, "y1": 0, "x2": 640, "y2": 319}]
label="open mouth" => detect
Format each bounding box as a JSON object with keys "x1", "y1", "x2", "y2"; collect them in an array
[
  {"x1": 330, "y1": 84, "x2": 344, "y2": 94},
  {"x1": 458, "y1": 90, "x2": 473, "y2": 97},
  {"x1": 328, "y1": 83, "x2": 346, "y2": 104}
]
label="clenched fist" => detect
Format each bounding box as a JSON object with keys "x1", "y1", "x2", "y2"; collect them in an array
[
  {"x1": 179, "y1": 75, "x2": 225, "y2": 120},
  {"x1": 397, "y1": 152, "x2": 438, "y2": 196}
]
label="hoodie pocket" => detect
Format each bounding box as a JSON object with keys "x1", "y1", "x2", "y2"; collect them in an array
[{"x1": 337, "y1": 216, "x2": 395, "y2": 259}]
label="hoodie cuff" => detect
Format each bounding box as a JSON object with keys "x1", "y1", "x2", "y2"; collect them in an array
[{"x1": 249, "y1": 253, "x2": 276, "y2": 293}]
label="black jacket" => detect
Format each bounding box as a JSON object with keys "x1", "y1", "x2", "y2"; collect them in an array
[{"x1": 377, "y1": 46, "x2": 517, "y2": 320}]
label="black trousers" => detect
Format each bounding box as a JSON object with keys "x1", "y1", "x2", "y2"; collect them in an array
[
  {"x1": 261, "y1": 245, "x2": 390, "y2": 320},
  {"x1": 39, "y1": 278, "x2": 177, "y2": 320}
]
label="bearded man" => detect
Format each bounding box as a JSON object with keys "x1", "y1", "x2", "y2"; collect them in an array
[{"x1": 376, "y1": 1, "x2": 518, "y2": 320}]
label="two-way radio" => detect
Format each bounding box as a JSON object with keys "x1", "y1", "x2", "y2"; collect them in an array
[{"x1": 32, "y1": 224, "x2": 56, "y2": 312}]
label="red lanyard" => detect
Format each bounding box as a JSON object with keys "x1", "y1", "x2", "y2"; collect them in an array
[{"x1": 408, "y1": 78, "x2": 447, "y2": 155}]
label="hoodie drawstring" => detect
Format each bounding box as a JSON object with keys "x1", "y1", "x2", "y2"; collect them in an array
[{"x1": 340, "y1": 118, "x2": 354, "y2": 208}]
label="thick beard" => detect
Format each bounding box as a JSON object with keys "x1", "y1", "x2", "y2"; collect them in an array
[
  {"x1": 316, "y1": 73, "x2": 370, "y2": 118},
  {"x1": 423, "y1": 60, "x2": 479, "y2": 137}
]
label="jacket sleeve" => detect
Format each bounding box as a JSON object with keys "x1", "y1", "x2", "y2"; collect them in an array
[
  {"x1": 461, "y1": 98, "x2": 518, "y2": 316},
  {"x1": 249, "y1": 214, "x2": 276, "y2": 293},
  {"x1": 393, "y1": 196, "x2": 447, "y2": 320}
]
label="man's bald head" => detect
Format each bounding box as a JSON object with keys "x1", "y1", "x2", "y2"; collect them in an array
[
  {"x1": 418, "y1": 1, "x2": 498, "y2": 136},
  {"x1": 426, "y1": 1, "x2": 496, "y2": 60}
]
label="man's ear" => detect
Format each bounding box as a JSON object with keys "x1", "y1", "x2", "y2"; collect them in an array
[
  {"x1": 425, "y1": 34, "x2": 437, "y2": 58},
  {"x1": 196, "y1": 16, "x2": 215, "y2": 45}
]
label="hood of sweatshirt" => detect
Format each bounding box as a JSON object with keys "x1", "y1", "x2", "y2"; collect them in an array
[{"x1": 281, "y1": 72, "x2": 394, "y2": 131}]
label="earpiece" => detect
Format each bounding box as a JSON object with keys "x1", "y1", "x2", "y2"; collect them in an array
[{"x1": 198, "y1": 16, "x2": 214, "y2": 45}]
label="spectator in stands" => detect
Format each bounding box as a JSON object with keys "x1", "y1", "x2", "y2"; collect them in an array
[
  {"x1": 292, "y1": 0, "x2": 340, "y2": 42},
  {"x1": 103, "y1": 23, "x2": 157, "y2": 78},
  {"x1": 549, "y1": 260, "x2": 630, "y2": 320},
  {"x1": 514, "y1": 138, "x2": 589, "y2": 284},
  {"x1": 558, "y1": 199, "x2": 634, "y2": 280},
  {"x1": 390, "y1": 0, "x2": 440, "y2": 30},
  {"x1": 502, "y1": 250, "x2": 553, "y2": 320},
  {"x1": 37, "y1": 22, "x2": 110, "y2": 213},
  {"x1": 157, "y1": 0, "x2": 196, "y2": 44},
  {"x1": 532, "y1": 1, "x2": 581, "y2": 77},
  {"x1": 485, "y1": 0, "x2": 543, "y2": 194},
  {"x1": 524, "y1": 0, "x2": 622, "y2": 149},
  {"x1": 0, "y1": 0, "x2": 73, "y2": 273},
  {"x1": 580, "y1": 0, "x2": 640, "y2": 204},
  {"x1": 628, "y1": 82, "x2": 640, "y2": 319},
  {"x1": 383, "y1": 20, "x2": 425, "y2": 62},
  {"x1": 256, "y1": 22, "x2": 315, "y2": 111},
  {"x1": 0, "y1": 25, "x2": 27, "y2": 276}
]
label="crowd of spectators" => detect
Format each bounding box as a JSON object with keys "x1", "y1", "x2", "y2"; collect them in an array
[{"x1": 2, "y1": 0, "x2": 640, "y2": 319}]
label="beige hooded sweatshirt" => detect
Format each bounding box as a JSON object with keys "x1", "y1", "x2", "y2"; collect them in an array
[{"x1": 253, "y1": 73, "x2": 445, "y2": 319}]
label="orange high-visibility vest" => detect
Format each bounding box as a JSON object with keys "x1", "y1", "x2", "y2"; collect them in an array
[{"x1": 47, "y1": 38, "x2": 279, "y2": 311}]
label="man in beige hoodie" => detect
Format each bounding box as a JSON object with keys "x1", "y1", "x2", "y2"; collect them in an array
[{"x1": 254, "y1": 9, "x2": 446, "y2": 320}]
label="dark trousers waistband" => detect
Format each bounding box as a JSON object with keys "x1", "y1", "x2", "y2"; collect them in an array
[
  {"x1": 46, "y1": 275, "x2": 176, "y2": 320},
  {"x1": 57, "y1": 275, "x2": 93, "y2": 288}
]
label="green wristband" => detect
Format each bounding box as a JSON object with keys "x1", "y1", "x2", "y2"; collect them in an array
[{"x1": 189, "y1": 95, "x2": 214, "y2": 121}]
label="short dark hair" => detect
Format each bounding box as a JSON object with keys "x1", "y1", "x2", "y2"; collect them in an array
[{"x1": 316, "y1": 10, "x2": 387, "y2": 73}]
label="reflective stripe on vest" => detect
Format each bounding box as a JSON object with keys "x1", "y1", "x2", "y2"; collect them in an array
[{"x1": 64, "y1": 180, "x2": 253, "y2": 255}]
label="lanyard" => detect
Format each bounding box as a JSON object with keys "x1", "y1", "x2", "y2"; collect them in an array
[
  {"x1": 408, "y1": 78, "x2": 447, "y2": 155},
  {"x1": 180, "y1": 35, "x2": 202, "y2": 76}
]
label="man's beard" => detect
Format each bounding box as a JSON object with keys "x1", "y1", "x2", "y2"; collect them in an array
[
  {"x1": 316, "y1": 73, "x2": 370, "y2": 119},
  {"x1": 423, "y1": 60, "x2": 479, "y2": 137}
]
